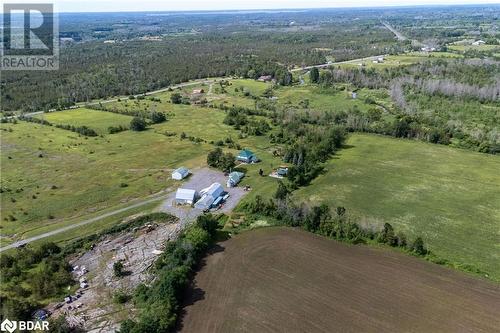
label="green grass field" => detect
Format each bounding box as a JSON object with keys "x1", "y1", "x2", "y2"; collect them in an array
[
  {"x1": 0, "y1": 106, "x2": 242, "y2": 242},
  {"x1": 37, "y1": 108, "x2": 134, "y2": 134},
  {"x1": 294, "y1": 133, "x2": 500, "y2": 279},
  {"x1": 274, "y1": 85, "x2": 392, "y2": 114}
]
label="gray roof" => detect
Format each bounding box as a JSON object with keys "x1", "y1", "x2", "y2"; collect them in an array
[
  {"x1": 228, "y1": 171, "x2": 244, "y2": 183},
  {"x1": 205, "y1": 182, "x2": 224, "y2": 198},
  {"x1": 173, "y1": 167, "x2": 189, "y2": 176},
  {"x1": 194, "y1": 195, "x2": 215, "y2": 209}
]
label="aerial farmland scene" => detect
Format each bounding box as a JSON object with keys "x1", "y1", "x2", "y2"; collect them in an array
[{"x1": 0, "y1": 0, "x2": 499, "y2": 332}]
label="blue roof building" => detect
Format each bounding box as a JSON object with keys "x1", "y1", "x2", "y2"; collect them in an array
[{"x1": 236, "y1": 149, "x2": 259, "y2": 164}]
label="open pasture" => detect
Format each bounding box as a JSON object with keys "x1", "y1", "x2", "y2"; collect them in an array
[
  {"x1": 294, "y1": 133, "x2": 500, "y2": 279},
  {"x1": 36, "y1": 108, "x2": 134, "y2": 134},
  {"x1": 180, "y1": 227, "x2": 500, "y2": 333}
]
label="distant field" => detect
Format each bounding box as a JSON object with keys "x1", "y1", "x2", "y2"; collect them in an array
[
  {"x1": 37, "y1": 108, "x2": 134, "y2": 134},
  {"x1": 448, "y1": 44, "x2": 500, "y2": 52},
  {"x1": 180, "y1": 227, "x2": 500, "y2": 332},
  {"x1": 274, "y1": 85, "x2": 392, "y2": 115},
  {"x1": 338, "y1": 52, "x2": 461, "y2": 69},
  {"x1": 294, "y1": 133, "x2": 500, "y2": 279}
]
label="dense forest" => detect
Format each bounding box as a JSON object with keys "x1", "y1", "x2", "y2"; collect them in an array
[{"x1": 3, "y1": 5, "x2": 498, "y2": 112}]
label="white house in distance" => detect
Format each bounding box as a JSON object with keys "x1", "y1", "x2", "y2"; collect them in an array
[
  {"x1": 172, "y1": 167, "x2": 189, "y2": 180},
  {"x1": 175, "y1": 188, "x2": 197, "y2": 205}
]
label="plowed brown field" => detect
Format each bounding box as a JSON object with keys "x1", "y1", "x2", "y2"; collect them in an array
[{"x1": 179, "y1": 227, "x2": 500, "y2": 333}]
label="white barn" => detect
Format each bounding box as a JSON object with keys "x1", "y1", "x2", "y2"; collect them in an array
[
  {"x1": 172, "y1": 167, "x2": 189, "y2": 180},
  {"x1": 175, "y1": 188, "x2": 197, "y2": 205}
]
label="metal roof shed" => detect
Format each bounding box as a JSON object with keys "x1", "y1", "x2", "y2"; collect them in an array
[
  {"x1": 175, "y1": 188, "x2": 197, "y2": 205},
  {"x1": 194, "y1": 195, "x2": 215, "y2": 210},
  {"x1": 172, "y1": 167, "x2": 190, "y2": 180}
]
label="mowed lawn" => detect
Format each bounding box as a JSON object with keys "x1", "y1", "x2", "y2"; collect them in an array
[
  {"x1": 0, "y1": 106, "x2": 241, "y2": 241},
  {"x1": 36, "y1": 108, "x2": 134, "y2": 134},
  {"x1": 294, "y1": 133, "x2": 500, "y2": 279}
]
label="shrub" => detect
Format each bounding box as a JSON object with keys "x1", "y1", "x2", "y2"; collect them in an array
[
  {"x1": 150, "y1": 111, "x2": 166, "y2": 124},
  {"x1": 170, "y1": 93, "x2": 182, "y2": 104},
  {"x1": 130, "y1": 117, "x2": 147, "y2": 131},
  {"x1": 113, "y1": 291, "x2": 131, "y2": 304},
  {"x1": 113, "y1": 261, "x2": 125, "y2": 277},
  {"x1": 411, "y1": 237, "x2": 428, "y2": 256}
]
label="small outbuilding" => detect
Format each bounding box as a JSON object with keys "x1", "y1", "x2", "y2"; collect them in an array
[
  {"x1": 172, "y1": 167, "x2": 189, "y2": 180},
  {"x1": 175, "y1": 188, "x2": 197, "y2": 205},
  {"x1": 236, "y1": 149, "x2": 259, "y2": 164},
  {"x1": 227, "y1": 171, "x2": 245, "y2": 187}
]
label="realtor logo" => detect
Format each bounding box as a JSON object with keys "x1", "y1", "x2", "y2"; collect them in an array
[
  {"x1": 0, "y1": 319, "x2": 17, "y2": 333},
  {"x1": 1, "y1": 3, "x2": 59, "y2": 70}
]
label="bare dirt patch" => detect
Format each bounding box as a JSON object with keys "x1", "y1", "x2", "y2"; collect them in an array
[
  {"x1": 50, "y1": 219, "x2": 180, "y2": 332},
  {"x1": 179, "y1": 227, "x2": 500, "y2": 333}
]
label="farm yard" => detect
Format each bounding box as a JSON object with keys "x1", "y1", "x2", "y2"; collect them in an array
[
  {"x1": 295, "y1": 133, "x2": 500, "y2": 279},
  {"x1": 159, "y1": 167, "x2": 248, "y2": 220},
  {"x1": 179, "y1": 227, "x2": 500, "y2": 333}
]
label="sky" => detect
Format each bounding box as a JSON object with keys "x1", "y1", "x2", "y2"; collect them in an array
[{"x1": 2, "y1": 0, "x2": 499, "y2": 12}]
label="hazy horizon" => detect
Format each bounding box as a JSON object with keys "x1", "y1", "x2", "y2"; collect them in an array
[{"x1": 1, "y1": 0, "x2": 499, "y2": 13}]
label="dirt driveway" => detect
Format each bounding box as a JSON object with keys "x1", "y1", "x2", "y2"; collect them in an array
[{"x1": 158, "y1": 167, "x2": 247, "y2": 223}]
